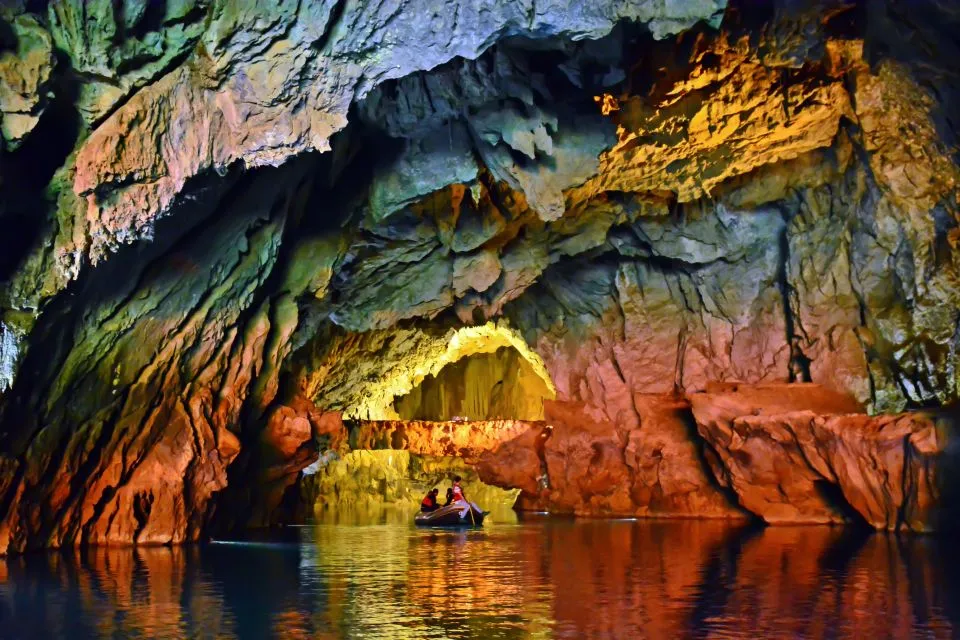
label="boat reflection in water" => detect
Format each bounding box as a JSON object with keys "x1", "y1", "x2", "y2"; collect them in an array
[{"x1": 2, "y1": 510, "x2": 959, "y2": 639}]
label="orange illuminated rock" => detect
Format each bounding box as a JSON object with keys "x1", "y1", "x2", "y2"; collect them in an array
[
  {"x1": 690, "y1": 384, "x2": 959, "y2": 530},
  {"x1": 216, "y1": 397, "x2": 346, "y2": 530},
  {"x1": 261, "y1": 396, "x2": 346, "y2": 469},
  {"x1": 576, "y1": 34, "x2": 855, "y2": 205},
  {"x1": 351, "y1": 419, "x2": 546, "y2": 463},
  {"x1": 510, "y1": 399, "x2": 744, "y2": 518},
  {"x1": 474, "y1": 425, "x2": 547, "y2": 496},
  {"x1": 4, "y1": 0, "x2": 960, "y2": 557},
  {"x1": 690, "y1": 381, "x2": 864, "y2": 423}
]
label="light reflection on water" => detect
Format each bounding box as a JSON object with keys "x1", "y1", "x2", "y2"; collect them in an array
[{"x1": 1, "y1": 511, "x2": 959, "y2": 639}]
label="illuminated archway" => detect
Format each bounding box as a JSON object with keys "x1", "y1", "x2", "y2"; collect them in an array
[
  {"x1": 310, "y1": 321, "x2": 556, "y2": 420},
  {"x1": 393, "y1": 345, "x2": 552, "y2": 421}
]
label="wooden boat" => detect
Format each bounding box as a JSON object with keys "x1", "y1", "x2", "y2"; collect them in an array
[{"x1": 414, "y1": 503, "x2": 485, "y2": 527}]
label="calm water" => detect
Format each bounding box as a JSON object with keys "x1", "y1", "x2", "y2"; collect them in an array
[{"x1": 1, "y1": 510, "x2": 959, "y2": 639}]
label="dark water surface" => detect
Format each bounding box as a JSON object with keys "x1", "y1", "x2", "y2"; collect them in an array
[{"x1": 1, "y1": 510, "x2": 959, "y2": 639}]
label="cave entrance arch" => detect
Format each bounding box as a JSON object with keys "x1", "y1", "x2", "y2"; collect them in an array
[
  {"x1": 393, "y1": 344, "x2": 553, "y2": 421},
  {"x1": 302, "y1": 323, "x2": 555, "y2": 518},
  {"x1": 335, "y1": 322, "x2": 557, "y2": 421}
]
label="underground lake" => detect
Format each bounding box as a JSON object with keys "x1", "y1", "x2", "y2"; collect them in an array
[{"x1": 4, "y1": 514, "x2": 960, "y2": 639}]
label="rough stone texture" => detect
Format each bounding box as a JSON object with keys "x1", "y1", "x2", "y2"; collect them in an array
[
  {"x1": 394, "y1": 346, "x2": 551, "y2": 421},
  {"x1": 213, "y1": 396, "x2": 345, "y2": 530},
  {"x1": 509, "y1": 398, "x2": 744, "y2": 518},
  {"x1": 70, "y1": 0, "x2": 724, "y2": 266},
  {"x1": 0, "y1": 12, "x2": 55, "y2": 149},
  {"x1": 351, "y1": 418, "x2": 545, "y2": 463},
  {"x1": 452, "y1": 250, "x2": 501, "y2": 297},
  {"x1": 690, "y1": 384, "x2": 960, "y2": 530},
  {"x1": 47, "y1": 0, "x2": 209, "y2": 124},
  {"x1": 507, "y1": 201, "x2": 793, "y2": 432},
  {"x1": 0, "y1": 159, "x2": 314, "y2": 554},
  {"x1": 576, "y1": 35, "x2": 856, "y2": 204}
]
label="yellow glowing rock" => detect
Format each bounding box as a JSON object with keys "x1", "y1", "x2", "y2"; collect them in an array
[
  {"x1": 308, "y1": 321, "x2": 556, "y2": 420},
  {"x1": 571, "y1": 35, "x2": 857, "y2": 205},
  {"x1": 369, "y1": 322, "x2": 554, "y2": 420},
  {"x1": 853, "y1": 60, "x2": 960, "y2": 214}
]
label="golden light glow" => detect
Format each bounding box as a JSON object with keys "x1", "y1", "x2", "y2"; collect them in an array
[
  {"x1": 594, "y1": 93, "x2": 620, "y2": 115},
  {"x1": 345, "y1": 321, "x2": 556, "y2": 420}
]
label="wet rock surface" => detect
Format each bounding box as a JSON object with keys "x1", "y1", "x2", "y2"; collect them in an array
[
  {"x1": 510, "y1": 399, "x2": 745, "y2": 518},
  {"x1": 1, "y1": 0, "x2": 960, "y2": 551},
  {"x1": 690, "y1": 384, "x2": 960, "y2": 530}
]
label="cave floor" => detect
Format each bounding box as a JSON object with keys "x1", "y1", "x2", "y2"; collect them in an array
[{"x1": 2, "y1": 513, "x2": 957, "y2": 639}]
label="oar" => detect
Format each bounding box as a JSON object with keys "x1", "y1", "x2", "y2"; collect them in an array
[{"x1": 469, "y1": 504, "x2": 476, "y2": 526}]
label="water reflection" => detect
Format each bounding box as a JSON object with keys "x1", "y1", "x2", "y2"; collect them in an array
[{"x1": 1, "y1": 517, "x2": 959, "y2": 639}]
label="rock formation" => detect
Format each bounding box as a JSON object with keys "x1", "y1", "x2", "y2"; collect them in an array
[
  {"x1": 1, "y1": 0, "x2": 960, "y2": 552},
  {"x1": 690, "y1": 384, "x2": 960, "y2": 530}
]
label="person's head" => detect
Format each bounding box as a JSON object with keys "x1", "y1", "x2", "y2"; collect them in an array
[
  {"x1": 431, "y1": 488, "x2": 439, "y2": 496},
  {"x1": 453, "y1": 475, "x2": 462, "y2": 483},
  {"x1": 446, "y1": 488, "x2": 454, "y2": 497}
]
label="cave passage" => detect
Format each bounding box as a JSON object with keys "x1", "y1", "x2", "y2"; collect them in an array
[
  {"x1": 300, "y1": 449, "x2": 521, "y2": 520},
  {"x1": 299, "y1": 343, "x2": 556, "y2": 518},
  {"x1": 393, "y1": 346, "x2": 553, "y2": 421},
  {"x1": 6, "y1": 0, "x2": 960, "y2": 634}
]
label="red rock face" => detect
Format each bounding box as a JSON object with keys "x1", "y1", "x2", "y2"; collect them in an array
[
  {"x1": 350, "y1": 401, "x2": 743, "y2": 519},
  {"x1": 351, "y1": 419, "x2": 546, "y2": 461},
  {"x1": 690, "y1": 384, "x2": 959, "y2": 530},
  {"x1": 213, "y1": 396, "x2": 346, "y2": 531},
  {"x1": 0, "y1": 160, "x2": 311, "y2": 555},
  {"x1": 0, "y1": 381, "x2": 243, "y2": 555},
  {"x1": 343, "y1": 386, "x2": 958, "y2": 534},
  {"x1": 510, "y1": 399, "x2": 744, "y2": 518}
]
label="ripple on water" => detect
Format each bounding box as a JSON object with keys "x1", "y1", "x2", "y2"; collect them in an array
[{"x1": 1, "y1": 514, "x2": 960, "y2": 639}]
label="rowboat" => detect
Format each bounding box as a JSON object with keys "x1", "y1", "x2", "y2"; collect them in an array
[{"x1": 414, "y1": 503, "x2": 485, "y2": 527}]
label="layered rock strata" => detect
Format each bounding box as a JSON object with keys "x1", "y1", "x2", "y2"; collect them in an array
[{"x1": 690, "y1": 385, "x2": 960, "y2": 531}]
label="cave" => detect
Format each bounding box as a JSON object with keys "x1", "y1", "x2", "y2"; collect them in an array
[{"x1": 0, "y1": 0, "x2": 959, "y2": 561}]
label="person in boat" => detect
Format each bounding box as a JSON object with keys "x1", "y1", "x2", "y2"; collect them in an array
[
  {"x1": 451, "y1": 476, "x2": 466, "y2": 503},
  {"x1": 450, "y1": 475, "x2": 485, "y2": 519},
  {"x1": 420, "y1": 488, "x2": 440, "y2": 512},
  {"x1": 444, "y1": 488, "x2": 455, "y2": 506}
]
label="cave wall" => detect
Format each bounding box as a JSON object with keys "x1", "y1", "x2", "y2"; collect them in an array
[
  {"x1": 1, "y1": 0, "x2": 959, "y2": 551},
  {"x1": 0, "y1": 157, "x2": 314, "y2": 553}
]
